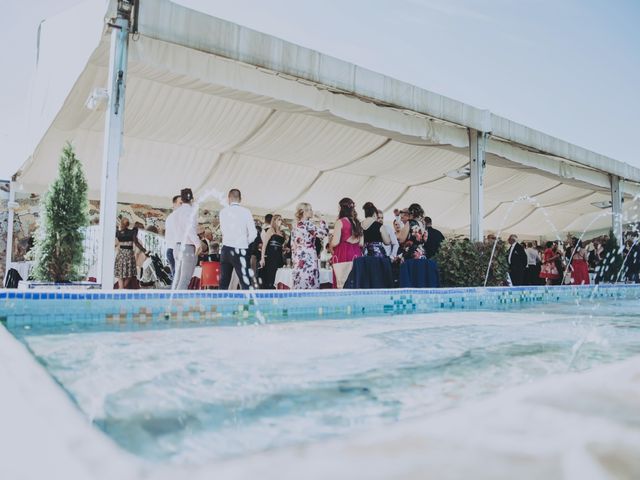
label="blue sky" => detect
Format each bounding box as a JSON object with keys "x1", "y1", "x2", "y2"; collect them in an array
[{"x1": 1, "y1": 0, "x2": 639, "y2": 179}]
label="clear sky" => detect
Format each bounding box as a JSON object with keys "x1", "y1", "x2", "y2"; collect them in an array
[{"x1": 1, "y1": 0, "x2": 639, "y2": 180}]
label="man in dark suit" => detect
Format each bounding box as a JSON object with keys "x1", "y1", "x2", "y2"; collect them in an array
[
  {"x1": 507, "y1": 234, "x2": 527, "y2": 286},
  {"x1": 424, "y1": 216, "x2": 445, "y2": 258}
]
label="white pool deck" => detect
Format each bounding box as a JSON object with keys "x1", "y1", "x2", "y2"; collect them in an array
[{"x1": 2, "y1": 322, "x2": 640, "y2": 480}]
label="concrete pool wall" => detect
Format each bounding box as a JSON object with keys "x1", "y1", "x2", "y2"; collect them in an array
[{"x1": 2, "y1": 284, "x2": 640, "y2": 479}]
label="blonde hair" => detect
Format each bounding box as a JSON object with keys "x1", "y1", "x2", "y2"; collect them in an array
[
  {"x1": 295, "y1": 202, "x2": 312, "y2": 221},
  {"x1": 271, "y1": 214, "x2": 283, "y2": 233}
]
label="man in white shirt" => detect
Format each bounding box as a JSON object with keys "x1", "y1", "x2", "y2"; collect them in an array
[
  {"x1": 377, "y1": 210, "x2": 399, "y2": 258},
  {"x1": 524, "y1": 242, "x2": 540, "y2": 285},
  {"x1": 164, "y1": 195, "x2": 182, "y2": 276},
  {"x1": 219, "y1": 188, "x2": 257, "y2": 290},
  {"x1": 171, "y1": 188, "x2": 200, "y2": 290}
]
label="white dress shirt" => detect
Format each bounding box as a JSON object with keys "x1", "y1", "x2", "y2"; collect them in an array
[
  {"x1": 164, "y1": 210, "x2": 178, "y2": 250},
  {"x1": 171, "y1": 204, "x2": 200, "y2": 247},
  {"x1": 219, "y1": 203, "x2": 257, "y2": 249},
  {"x1": 383, "y1": 223, "x2": 399, "y2": 257},
  {"x1": 525, "y1": 247, "x2": 539, "y2": 266}
]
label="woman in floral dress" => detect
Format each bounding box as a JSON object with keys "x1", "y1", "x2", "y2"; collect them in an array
[
  {"x1": 539, "y1": 241, "x2": 560, "y2": 285},
  {"x1": 291, "y1": 202, "x2": 328, "y2": 289},
  {"x1": 397, "y1": 203, "x2": 428, "y2": 260}
]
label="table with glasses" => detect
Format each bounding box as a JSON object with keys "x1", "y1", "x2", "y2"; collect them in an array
[{"x1": 274, "y1": 267, "x2": 334, "y2": 289}]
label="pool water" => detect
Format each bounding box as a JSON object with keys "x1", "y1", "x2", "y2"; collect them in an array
[{"x1": 20, "y1": 299, "x2": 640, "y2": 465}]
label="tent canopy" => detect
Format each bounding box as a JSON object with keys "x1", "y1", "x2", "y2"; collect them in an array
[{"x1": 16, "y1": 0, "x2": 640, "y2": 237}]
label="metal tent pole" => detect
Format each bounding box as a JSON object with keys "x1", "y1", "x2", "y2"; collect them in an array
[
  {"x1": 610, "y1": 174, "x2": 623, "y2": 244},
  {"x1": 469, "y1": 129, "x2": 487, "y2": 242},
  {"x1": 97, "y1": 5, "x2": 131, "y2": 290},
  {"x1": 4, "y1": 180, "x2": 17, "y2": 284}
]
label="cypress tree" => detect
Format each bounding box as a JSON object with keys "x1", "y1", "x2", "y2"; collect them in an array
[{"x1": 33, "y1": 143, "x2": 89, "y2": 282}]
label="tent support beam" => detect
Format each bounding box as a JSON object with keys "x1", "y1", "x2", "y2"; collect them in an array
[
  {"x1": 97, "y1": 10, "x2": 130, "y2": 290},
  {"x1": 469, "y1": 129, "x2": 487, "y2": 242},
  {"x1": 610, "y1": 174, "x2": 623, "y2": 243},
  {"x1": 4, "y1": 180, "x2": 16, "y2": 284}
]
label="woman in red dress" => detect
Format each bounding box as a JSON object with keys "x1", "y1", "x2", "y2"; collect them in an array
[
  {"x1": 539, "y1": 241, "x2": 560, "y2": 285},
  {"x1": 570, "y1": 238, "x2": 590, "y2": 285},
  {"x1": 329, "y1": 197, "x2": 363, "y2": 288}
]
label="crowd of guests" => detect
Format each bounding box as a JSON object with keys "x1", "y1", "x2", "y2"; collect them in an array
[
  {"x1": 113, "y1": 188, "x2": 446, "y2": 290},
  {"x1": 112, "y1": 186, "x2": 640, "y2": 290},
  {"x1": 505, "y1": 232, "x2": 640, "y2": 286}
]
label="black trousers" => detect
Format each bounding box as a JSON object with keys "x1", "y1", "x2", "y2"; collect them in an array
[
  {"x1": 220, "y1": 245, "x2": 252, "y2": 290},
  {"x1": 510, "y1": 266, "x2": 525, "y2": 286}
]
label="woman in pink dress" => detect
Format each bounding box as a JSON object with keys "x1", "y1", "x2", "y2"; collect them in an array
[
  {"x1": 291, "y1": 202, "x2": 328, "y2": 289},
  {"x1": 329, "y1": 197, "x2": 363, "y2": 288}
]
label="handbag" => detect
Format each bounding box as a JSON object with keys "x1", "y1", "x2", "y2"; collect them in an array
[{"x1": 332, "y1": 260, "x2": 353, "y2": 289}]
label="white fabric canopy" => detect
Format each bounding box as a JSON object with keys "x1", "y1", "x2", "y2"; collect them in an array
[{"x1": 15, "y1": 0, "x2": 640, "y2": 238}]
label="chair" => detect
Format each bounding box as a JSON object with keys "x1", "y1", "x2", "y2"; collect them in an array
[{"x1": 200, "y1": 261, "x2": 221, "y2": 289}]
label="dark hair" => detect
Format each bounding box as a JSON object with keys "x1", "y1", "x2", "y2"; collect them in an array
[
  {"x1": 265, "y1": 213, "x2": 273, "y2": 224},
  {"x1": 180, "y1": 188, "x2": 193, "y2": 203},
  {"x1": 362, "y1": 202, "x2": 377, "y2": 218},
  {"x1": 338, "y1": 197, "x2": 363, "y2": 238},
  {"x1": 424, "y1": 216, "x2": 432, "y2": 226},
  {"x1": 228, "y1": 188, "x2": 241, "y2": 202},
  {"x1": 172, "y1": 195, "x2": 181, "y2": 204},
  {"x1": 408, "y1": 203, "x2": 424, "y2": 220},
  {"x1": 546, "y1": 241, "x2": 553, "y2": 248}
]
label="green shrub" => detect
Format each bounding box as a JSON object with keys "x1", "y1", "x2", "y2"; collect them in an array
[{"x1": 434, "y1": 236, "x2": 509, "y2": 287}]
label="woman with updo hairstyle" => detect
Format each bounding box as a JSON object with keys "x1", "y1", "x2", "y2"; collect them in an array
[
  {"x1": 361, "y1": 201, "x2": 391, "y2": 257},
  {"x1": 291, "y1": 202, "x2": 328, "y2": 289},
  {"x1": 397, "y1": 203, "x2": 427, "y2": 260},
  {"x1": 329, "y1": 197, "x2": 364, "y2": 287}
]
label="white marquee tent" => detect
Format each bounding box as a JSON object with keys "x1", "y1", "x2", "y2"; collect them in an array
[{"x1": 10, "y1": 0, "x2": 640, "y2": 286}]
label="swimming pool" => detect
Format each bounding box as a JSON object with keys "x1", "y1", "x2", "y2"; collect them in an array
[{"x1": 13, "y1": 293, "x2": 640, "y2": 465}]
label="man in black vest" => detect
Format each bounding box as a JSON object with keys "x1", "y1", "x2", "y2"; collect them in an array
[{"x1": 507, "y1": 234, "x2": 527, "y2": 286}]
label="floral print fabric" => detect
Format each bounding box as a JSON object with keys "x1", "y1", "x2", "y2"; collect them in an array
[
  {"x1": 292, "y1": 219, "x2": 328, "y2": 289},
  {"x1": 400, "y1": 219, "x2": 427, "y2": 260}
]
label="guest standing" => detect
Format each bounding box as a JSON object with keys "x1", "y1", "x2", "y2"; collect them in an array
[
  {"x1": 361, "y1": 202, "x2": 390, "y2": 256},
  {"x1": 329, "y1": 197, "x2": 363, "y2": 288},
  {"x1": 291, "y1": 203, "x2": 328, "y2": 289},
  {"x1": 507, "y1": 234, "x2": 527, "y2": 286},
  {"x1": 397, "y1": 204, "x2": 427, "y2": 260},
  {"x1": 219, "y1": 188, "x2": 257, "y2": 290},
  {"x1": 397, "y1": 203, "x2": 438, "y2": 287},
  {"x1": 524, "y1": 242, "x2": 541, "y2": 285},
  {"x1": 423, "y1": 217, "x2": 445, "y2": 259},
  {"x1": 164, "y1": 194, "x2": 182, "y2": 277},
  {"x1": 377, "y1": 209, "x2": 399, "y2": 258},
  {"x1": 570, "y1": 238, "x2": 590, "y2": 285},
  {"x1": 539, "y1": 241, "x2": 560, "y2": 285},
  {"x1": 171, "y1": 188, "x2": 200, "y2": 290},
  {"x1": 115, "y1": 217, "x2": 148, "y2": 289},
  {"x1": 259, "y1": 214, "x2": 286, "y2": 289}
]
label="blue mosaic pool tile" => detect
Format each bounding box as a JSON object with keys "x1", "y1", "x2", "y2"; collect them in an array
[{"x1": 2, "y1": 284, "x2": 640, "y2": 335}]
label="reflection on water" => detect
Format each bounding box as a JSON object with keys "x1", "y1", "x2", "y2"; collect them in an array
[{"x1": 24, "y1": 300, "x2": 640, "y2": 465}]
